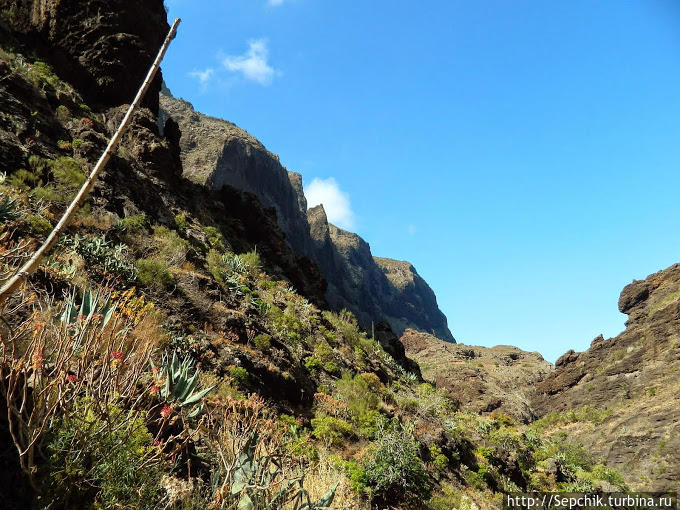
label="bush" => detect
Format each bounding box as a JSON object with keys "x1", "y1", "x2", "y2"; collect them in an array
[
  {"x1": 153, "y1": 226, "x2": 190, "y2": 267},
  {"x1": 116, "y1": 214, "x2": 149, "y2": 234},
  {"x1": 26, "y1": 214, "x2": 52, "y2": 236},
  {"x1": 136, "y1": 258, "x2": 173, "y2": 288},
  {"x1": 253, "y1": 333, "x2": 271, "y2": 350},
  {"x1": 228, "y1": 365, "x2": 249, "y2": 385},
  {"x1": 51, "y1": 157, "x2": 86, "y2": 188},
  {"x1": 174, "y1": 213, "x2": 188, "y2": 234},
  {"x1": 42, "y1": 399, "x2": 163, "y2": 509},
  {"x1": 363, "y1": 421, "x2": 430, "y2": 503},
  {"x1": 8, "y1": 168, "x2": 41, "y2": 189},
  {"x1": 311, "y1": 415, "x2": 353, "y2": 447},
  {"x1": 203, "y1": 226, "x2": 225, "y2": 251},
  {"x1": 304, "y1": 355, "x2": 322, "y2": 372},
  {"x1": 239, "y1": 250, "x2": 261, "y2": 272},
  {"x1": 55, "y1": 105, "x2": 71, "y2": 122}
]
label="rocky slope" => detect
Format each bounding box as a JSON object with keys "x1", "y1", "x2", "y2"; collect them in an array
[
  {"x1": 159, "y1": 93, "x2": 454, "y2": 341},
  {"x1": 531, "y1": 264, "x2": 680, "y2": 490},
  {"x1": 402, "y1": 329, "x2": 550, "y2": 422}
]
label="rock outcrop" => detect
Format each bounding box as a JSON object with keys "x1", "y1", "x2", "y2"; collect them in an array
[
  {"x1": 3, "y1": 0, "x2": 168, "y2": 111},
  {"x1": 532, "y1": 264, "x2": 680, "y2": 490},
  {"x1": 160, "y1": 94, "x2": 455, "y2": 341},
  {"x1": 402, "y1": 329, "x2": 550, "y2": 422}
]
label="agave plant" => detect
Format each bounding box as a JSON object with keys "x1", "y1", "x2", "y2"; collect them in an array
[
  {"x1": 0, "y1": 194, "x2": 20, "y2": 223},
  {"x1": 60, "y1": 288, "x2": 116, "y2": 331},
  {"x1": 226, "y1": 432, "x2": 338, "y2": 510},
  {"x1": 154, "y1": 351, "x2": 215, "y2": 419}
]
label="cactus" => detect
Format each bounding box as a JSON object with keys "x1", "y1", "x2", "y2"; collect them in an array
[{"x1": 155, "y1": 351, "x2": 215, "y2": 418}]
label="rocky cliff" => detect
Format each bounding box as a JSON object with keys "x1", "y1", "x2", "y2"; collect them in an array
[
  {"x1": 531, "y1": 264, "x2": 680, "y2": 490},
  {"x1": 159, "y1": 93, "x2": 454, "y2": 341},
  {"x1": 3, "y1": 0, "x2": 168, "y2": 112}
]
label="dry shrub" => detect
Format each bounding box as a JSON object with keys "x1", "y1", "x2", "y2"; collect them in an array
[
  {"x1": 294, "y1": 450, "x2": 369, "y2": 510},
  {"x1": 0, "y1": 288, "x2": 157, "y2": 487}
]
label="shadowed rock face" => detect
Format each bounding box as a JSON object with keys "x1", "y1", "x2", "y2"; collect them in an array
[
  {"x1": 160, "y1": 93, "x2": 455, "y2": 342},
  {"x1": 401, "y1": 329, "x2": 550, "y2": 422},
  {"x1": 531, "y1": 264, "x2": 680, "y2": 490},
  {"x1": 4, "y1": 0, "x2": 168, "y2": 111}
]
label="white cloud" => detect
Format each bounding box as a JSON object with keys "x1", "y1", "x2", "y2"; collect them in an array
[
  {"x1": 305, "y1": 177, "x2": 355, "y2": 230},
  {"x1": 222, "y1": 39, "x2": 277, "y2": 85},
  {"x1": 189, "y1": 67, "x2": 215, "y2": 89}
]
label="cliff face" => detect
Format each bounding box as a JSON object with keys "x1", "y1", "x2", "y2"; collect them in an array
[
  {"x1": 307, "y1": 205, "x2": 454, "y2": 340},
  {"x1": 531, "y1": 264, "x2": 680, "y2": 490},
  {"x1": 374, "y1": 257, "x2": 454, "y2": 341},
  {"x1": 158, "y1": 94, "x2": 314, "y2": 258},
  {"x1": 160, "y1": 94, "x2": 455, "y2": 341},
  {"x1": 2, "y1": 0, "x2": 168, "y2": 111}
]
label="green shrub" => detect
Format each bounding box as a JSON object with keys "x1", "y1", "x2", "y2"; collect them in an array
[
  {"x1": 42, "y1": 399, "x2": 163, "y2": 509},
  {"x1": 429, "y1": 445, "x2": 449, "y2": 471},
  {"x1": 136, "y1": 258, "x2": 172, "y2": 288},
  {"x1": 313, "y1": 341, "x2": 335, "y2": 362},
  {"x1": 203, "y1": 226, "x2": 225, "y2": 251},
  {"x1": 364, "y1": 422, "x2": 430, "y2": 503},
  {"x1": 266, "y1": 305, "x2": 305, "y2": 343},
  {"x1": 311, "y1": 415, "x2": 353, "y2": 447},
  {"x1": 153, "y1": 225, "x2": 190, "y2": 267},
  {"x1": 304, "y1": 355, "x2": 322, "y2": 373},
  {"x1": 228, "y1": 365, "x2": 249, "y2": 385},
  {"x1": 8, "y1": 168, "x2": 41, "y2": 189},
  {"x1": 336, "y1": 372, "x2": 384, "y2": 420},
  {"x1": 25, "y1": 60, "x2": 62, "y2": 89},
  {"x1": 116, "y1": 214, "x2": 149, "y2": 234},
  {"x1": 71, "y1": 138, "x2": 83, "y2": 150},
  {"x1": 344, "y1": 461, "x2": 369, "y2": 495},
  {"x1": 26, "y1": 214, "x2": 52, "y2": 236},
  {"x1": 51, "y1": 157, "x2": 86, "y2": 188},
  {"x1": 239, "y1": 250, "x2": 261, "y2": 272},
  {"x1": 55, "y1": 105, "x2": 70, "y2": 122},
  {"x1": 323, "y1": 361, "x2": 340, "y2": 375},
  {"x1": 253, "y1": 333, "x2": 271, "y2": 350},
  {"x1": 173, "y1": 213, "x2": 188, "y2": 234}
]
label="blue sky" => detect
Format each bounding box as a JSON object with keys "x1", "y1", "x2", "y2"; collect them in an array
[{"x1": 162, "y1": 0, "x2": 680, "y2": 362}]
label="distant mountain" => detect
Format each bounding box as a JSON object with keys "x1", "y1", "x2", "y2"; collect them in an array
[
  {"x1": 159, "y1": 93, "x2": 454, "y2": 341},
  {"x1": 402, "y1": 329, "x2": 550, "y2": 422}
]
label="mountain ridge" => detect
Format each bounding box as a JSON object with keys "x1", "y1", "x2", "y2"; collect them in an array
[{"x1": 159, "y1": 92, "x2": 454, "y2": 342}]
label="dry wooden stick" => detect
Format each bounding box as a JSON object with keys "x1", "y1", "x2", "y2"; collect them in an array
[{"x1": 0, "y1": 18, "x2": 181, "y2": 306}]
